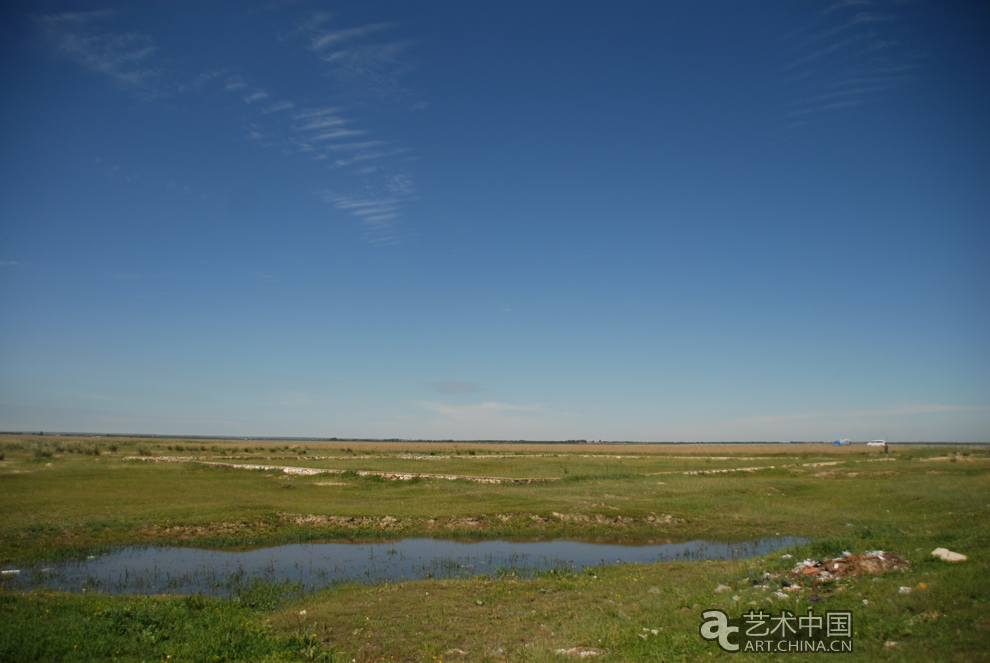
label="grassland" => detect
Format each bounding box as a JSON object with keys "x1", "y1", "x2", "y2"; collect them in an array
[{"x1": 1, "y1": 435, "x2": 989, "y2": 661}]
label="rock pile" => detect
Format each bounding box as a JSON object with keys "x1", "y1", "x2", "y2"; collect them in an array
[
  {"x1": 793, "y1": 551, "x2": 911, "y2": 581},
  {"x1": 752, "y1": 550, "x2": 911, "y2": 595}
]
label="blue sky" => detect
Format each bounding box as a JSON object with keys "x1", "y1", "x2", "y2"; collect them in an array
[{"x1": 1, "y1": 1, "x2": 987, "y2": 442}]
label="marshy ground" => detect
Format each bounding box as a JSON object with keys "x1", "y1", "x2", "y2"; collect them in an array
[{"x1": 1, "y1": 436, "x2": 988, "y2": 661}]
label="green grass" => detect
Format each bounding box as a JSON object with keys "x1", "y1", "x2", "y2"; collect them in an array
[
  {"x1": 1, "y1": 436, "x2": 989, "y2": 660},
  {"x1": 266, "y1": 546, "x2": 990, "y2": 662},
  {"x1": 0, "y1": 586, "x2": 331, "y2": 662}
]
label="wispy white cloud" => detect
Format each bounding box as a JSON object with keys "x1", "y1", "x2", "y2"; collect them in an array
[
  {"x1": 243, "y1": 90, "x2": 270, "y2": 104},
  {"x1": 330, "y1": 148, "x2": 410, "y2": 169},
  {"x1": 319, "y1": 42, "x2": 415, "y2": 103},
  {"x1": 35, "y1": 6, "x2": 422, "y2": 247},
  {"x1": 214, "y1": 12, "x2": 422, "y2": 244},
  {"x1": 38, "y1": 10, "x2": 164, "y2": 93},
  {"x1": 321, "y1": 189, "x2": 413, "y2": 244},
  {"x1": 300, "y1": 15, "x2": 415, "y2": 106},
  {"x1": 823, "y1": 0, "x2": 875, "y2": 16},
  {"x1": 309, "y1": 23, "x2": 395, "y2": 52},
  {"x1": 293, "y1": 107, "x2": 346, "y2": 127},
  {"x1": 328, "y1": 197, "x2": 400, "y2": 214},
  {"x1": 183, "y1": 68, "x2": 228, "y2": 92},
  {"x1": 261, "y1": 100, "x2": 295, "y2": 114},
  {"x1": 312, "y1": 129, "x2": 367, "y2": 143},
  {"x1": 778, "y1": 1, "x2": 920, "y2": 131},
  {"x1": 327, "y1": 140, "x2": 387, "y2": 152}
]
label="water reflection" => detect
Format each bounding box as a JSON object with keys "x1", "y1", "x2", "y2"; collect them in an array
[{"x1": 2, "y1": 537, "x2": 806, "y2": 596}]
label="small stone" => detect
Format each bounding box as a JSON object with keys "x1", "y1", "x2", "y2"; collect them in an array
[
  {"x1": 647, "y1": 586, "x2": 660, "y2": 594},
  {"x1": 885, "y1": 641, "x2": 899, "y2": 649},
  {"x1": 932, "y1": 548, "x2": 967, "y2": 562},
  {"x1": 899, "y1": 586, "x2": 912, "y2": 594},
  {"x1": 555, "y1": 648, "x2": 601, "y2": 658},
  {"x1": 715, "y1": 583, "x2": 732, "y2": 593}
]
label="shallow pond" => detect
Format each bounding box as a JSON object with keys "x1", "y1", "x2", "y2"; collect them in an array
[{"x1": 1, "y1": 536, "x2": 806, "y2": 596}]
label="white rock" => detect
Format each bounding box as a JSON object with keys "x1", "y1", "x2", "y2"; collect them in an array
[
  {"x1": 715, "y1": 583, "x2": 732, "y2": 593},
  {"x1": 555, "y1": 648, "x2": 600, "y2": 658},
  {"x1": 932, "y1": 548, "x2": 967, "y2": 562}
]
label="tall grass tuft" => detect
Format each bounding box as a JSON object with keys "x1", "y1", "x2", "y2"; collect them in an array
[{"x1": 31, "y1": 442, "x2": 54, "y2": 459}]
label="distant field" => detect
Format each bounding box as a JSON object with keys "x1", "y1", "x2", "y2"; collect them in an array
[
  {"x1": 2, "y1": 435, "x2": 989, "y2": 661},
  {"x1": 0, "y1": 435, "x2": 948, "y2": 558}
]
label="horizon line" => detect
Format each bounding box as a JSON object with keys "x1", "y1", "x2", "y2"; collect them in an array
[{"x1": 2, "y1": 431, "x2": 985, "y2": 445}]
